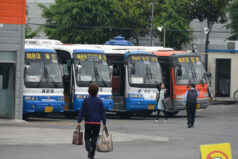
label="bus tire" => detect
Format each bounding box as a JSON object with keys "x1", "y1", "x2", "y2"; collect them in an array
[
  {"x1": 64, "y1": 111, "x2": 78, "y2": 119},
  {"x1": 163, "y1": 111, "x2": 179, "y2": 117},
  {"x1": 233, "y1": 90, "x2": 238, "y2": 102},
  {"x1": 135, "y1": 111, "x2": 153, "y2": 117},
  {"x1": 117, "y1": 112, "x2": 133, "y2": 119},
  {"x1": 23, "y1": 114, "x2": 30, "y2": 120}
]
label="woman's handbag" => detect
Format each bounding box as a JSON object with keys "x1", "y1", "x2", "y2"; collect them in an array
[
  {"x1": 162, "y1": 97, "x2": 173, "y2": 110},
  {"x1": 96, "y1": 127, "x2": 113, "y2": 152},
  {"x1": 72, "y1": 126, "x2": 83, "y2": 145}
]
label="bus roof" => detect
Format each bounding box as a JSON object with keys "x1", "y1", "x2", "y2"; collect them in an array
[
  {"x1": 25, "y1": 44, "x2": 56, "y2": 53},
  {"x1": 42, "y1": 45, "x2": 104, "y2": 56},
  {"x1": 124, "y1": 51, "x2": 155, "y2": 58},
  {"x1": 73, "y1": 49, "x2": 104, "y2": 54},
  {"x1": 152, "y1": 50, "x2": 194, "y2": 57},
  {"x1": 25, "y1": 39, "x2": 63, "y2": 45}
]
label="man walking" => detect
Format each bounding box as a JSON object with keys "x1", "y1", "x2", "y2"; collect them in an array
[{"x1": 183, "y1": 84, "x2": 200, "y2": 128}]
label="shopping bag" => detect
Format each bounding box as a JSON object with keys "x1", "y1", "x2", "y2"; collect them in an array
[
  {"x1": 162, "y1": 97, "x2": 173, "y2": 110},
  {"x1": 96, "y1": 127, "x2": 113, "y2": 152},
  {"x1": 72, "y1": 126, "x2": 83, "y2": 145}
]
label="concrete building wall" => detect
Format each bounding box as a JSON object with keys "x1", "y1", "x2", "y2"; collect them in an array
[
  {"x1": 208, "y1": 51, "x2": 238, "y2": 100},
  {"x1": 0, "y1": 0, "x2": 25, "y2": 119}
]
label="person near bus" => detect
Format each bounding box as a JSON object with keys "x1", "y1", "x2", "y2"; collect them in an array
[
  {"x1": 183, "y1": 83, "x2": 200, "y2": 128},
  {"x1": 77, "y1": 83, "x2": 107, "y2": 159},
  {"x1": 155, "y1": 83, "x2": 168, "y2": 123}
]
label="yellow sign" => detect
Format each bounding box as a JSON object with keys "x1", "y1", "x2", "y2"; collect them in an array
[{"x1": 200, "y1": 143, "x2": 232, "y2": 159}]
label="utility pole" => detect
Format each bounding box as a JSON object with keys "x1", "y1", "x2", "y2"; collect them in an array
[{"x1": 150, "y1": 2, "x2": 156, "y2": 46}]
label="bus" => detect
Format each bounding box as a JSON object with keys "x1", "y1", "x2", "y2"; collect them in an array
[
  {"x1": 47, "y1": 45, "x2": 113, "y2": 118},
  {"x1": 101, "y1": 46, "x2": 163, "y2": 117},
  {"x1": 152, "y1": 50, "x2": 210, "y2": 116},
  {"x1": 23, "y1": 45, "x2": 65, "y2": 119}
]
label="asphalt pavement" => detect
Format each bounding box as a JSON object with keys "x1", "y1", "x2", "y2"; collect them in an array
[{"x1": 0, "y1": 104, "x2": 238, "y2": 159}]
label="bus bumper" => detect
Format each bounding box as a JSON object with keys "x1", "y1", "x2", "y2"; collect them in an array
[
  {"x1": 23, "y1": 97, "x2": 65, "y2": 114},
  {"x1": 173, "y1": 98, "x2": 210, "y2": 111},
  {"x1": 73, "y1": 96, "x2": 113, "y2": 112},
  {"x1": 125, "y1": 98, "x2": 157, "y2": 111}
]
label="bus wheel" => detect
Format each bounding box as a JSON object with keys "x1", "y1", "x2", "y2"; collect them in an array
[
  {"x1": 117, "y1": 112, "x2": 133, "y2": 119},
  {"x1": 135, "y1": 111, "x2": 153, "y2": 117},
  {"x1": 64, "y1": 111, "x2": 78, "y2": 119},
  {"x1": 23, "y1": 114, "x2": 30, "y2": 120},
  {"x1": 163, "y1": 111, "x2": 179, "y2": 117},
  {"x1": 233, "y1": 90, "x2": 238, "y2": 102}
]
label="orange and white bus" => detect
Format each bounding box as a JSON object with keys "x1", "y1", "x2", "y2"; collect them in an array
[{"x1": 152, "y1": 50, "x2": 210, "y2": 116}]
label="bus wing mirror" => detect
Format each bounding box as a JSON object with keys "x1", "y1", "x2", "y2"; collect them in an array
[
  {"x1": 109, "y1": 65, "x2": 113, "y2": 75},
  {"x1": 131, "y1": 66, "x2": 136, "y2": 75},
  {"x1": 25, "y1": 64, "x2": 30, "y2": 70},
  {"x1": 205, "y1": 72, "x2": 211, "y2": 77},
  {"x1": 177, "y1": 67, "x2": 182, "y2": 76},
  {"x1": 77, "y1": 65, "x2": 82, "y2": 73}
]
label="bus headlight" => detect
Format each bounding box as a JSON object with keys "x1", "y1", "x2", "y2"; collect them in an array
[
  {"x1": 24, "y1": 96, "x2": 31, "y2": 100},
  {"x1": 203, "y1": 93, "x2": 208, "y2": 97},
  {"x1": 76, "y1": 95, "x2": 83, "y2": 99},
  {"x1": 106, "y1": 96, "x2": 112, "y2": 99},
  {"x1": 58, "y1": 97, "x2": 64, "y2": 101}
]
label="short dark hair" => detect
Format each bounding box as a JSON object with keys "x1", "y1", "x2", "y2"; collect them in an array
[
  {"x1": 190, "y1": 83, "x2": 195, "y2": 88},
  {"x1": 88, "y1": 83, "x2": 99, "y2": 96}
]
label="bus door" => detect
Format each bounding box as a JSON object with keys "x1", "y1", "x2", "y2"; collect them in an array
[
  {"x1": 160, "y1": 62, "x2": 171, "y2": 97},
  {"x1": 107, "y1": 55, "x2": 125, "y2": 111},
  {"x1": 55, "y1": 50, "x2": 72, "y2": 111}
]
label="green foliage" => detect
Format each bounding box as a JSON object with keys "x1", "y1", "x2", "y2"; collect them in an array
[
  {"x1": 188, "y1": 0, "x2": 230, "y2": 23},
  {"x1": 112, "y1": 0, "x2": 155, "y2": 44},
  {"x1": 227, "y1": 0, "x2": 238, "y2": 40},
  {"x1": 188, "y1": 0, "x2": 231, "y2": 50},
  {"x1": 154, "y1": 0, "x2": 192, "y2": 49},
  {"x1": 39, "y1": 0, "x2": 114, "y2": 44}
]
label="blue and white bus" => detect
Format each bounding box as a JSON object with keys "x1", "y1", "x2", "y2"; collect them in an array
[
  {"x1": 101, "y1": 46, "x2": 163, "y2": 117},
  {"x1": 46, "y1": 45, "x2": 113, "y2": 118},
  {"x1": 23, "y1": 45, "x2": 65, "y2": 119}
]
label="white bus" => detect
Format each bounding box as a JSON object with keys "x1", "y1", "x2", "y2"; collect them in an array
[
  {"x1": 46, "y1": 45, "x2": 113, "y2": 118},
  {"x1": 23, "y1": 45, "x2": 65, "y2": 119},
  {"x1": 101, "y1": 46, "x2": 165, "y2": 117}
]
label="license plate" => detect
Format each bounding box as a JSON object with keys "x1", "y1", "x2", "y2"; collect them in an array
[
  {"x1": 148, "y1": 104, "x2": 155, "y2": 110},
  {"x1": 196, "y1": 104, "x2": 200, "y2": 109},
  {"x1": 45, "y1": 106, "x2": 53, "y2": 113}
]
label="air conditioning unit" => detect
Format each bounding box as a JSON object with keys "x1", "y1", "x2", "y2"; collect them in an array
[{"x1": 227, "y1": 41, "x2": 238, "y2": 50}]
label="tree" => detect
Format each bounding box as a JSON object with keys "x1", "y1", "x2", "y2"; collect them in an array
[
  {"x1": 112, "y1": 0, "x2": 155, "y2": 45},
  {"x1": 154, "y1": 0, "x2": 192, "y2": 50},
  {"x1": 39, "y1": 0, "x2": 115, "y2": 44},
  {"x1": 227, "y1": 0, "x2": 238, "y2": 40},
  {"x1": 188, "y1": 0, "x2": 231, "y2": 51}
]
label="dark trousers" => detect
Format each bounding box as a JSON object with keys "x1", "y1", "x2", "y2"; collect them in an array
[
  {"x1": 156, "y1": 110, "x2": 168, "y2": 120},
  {"x1": 186, "y1": 103, "x2": 197, "y2": 126},
  {"x1": 84, "y1": 124, "x2": 101, "y2": 156}
]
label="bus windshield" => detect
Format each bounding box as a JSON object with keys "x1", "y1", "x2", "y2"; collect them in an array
[
  {"x1": 24, "y1": 52, "x2": 63, "y2": 88},
  {"x1": 174, "y1": 56, "x2": 207, "y2": 85},
  {"x1": 128, "y1": 55, "x2": 162, "y2": 87},
  {"x1": 73, "y1": 53, "x2": 111, "y2": 87}
]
